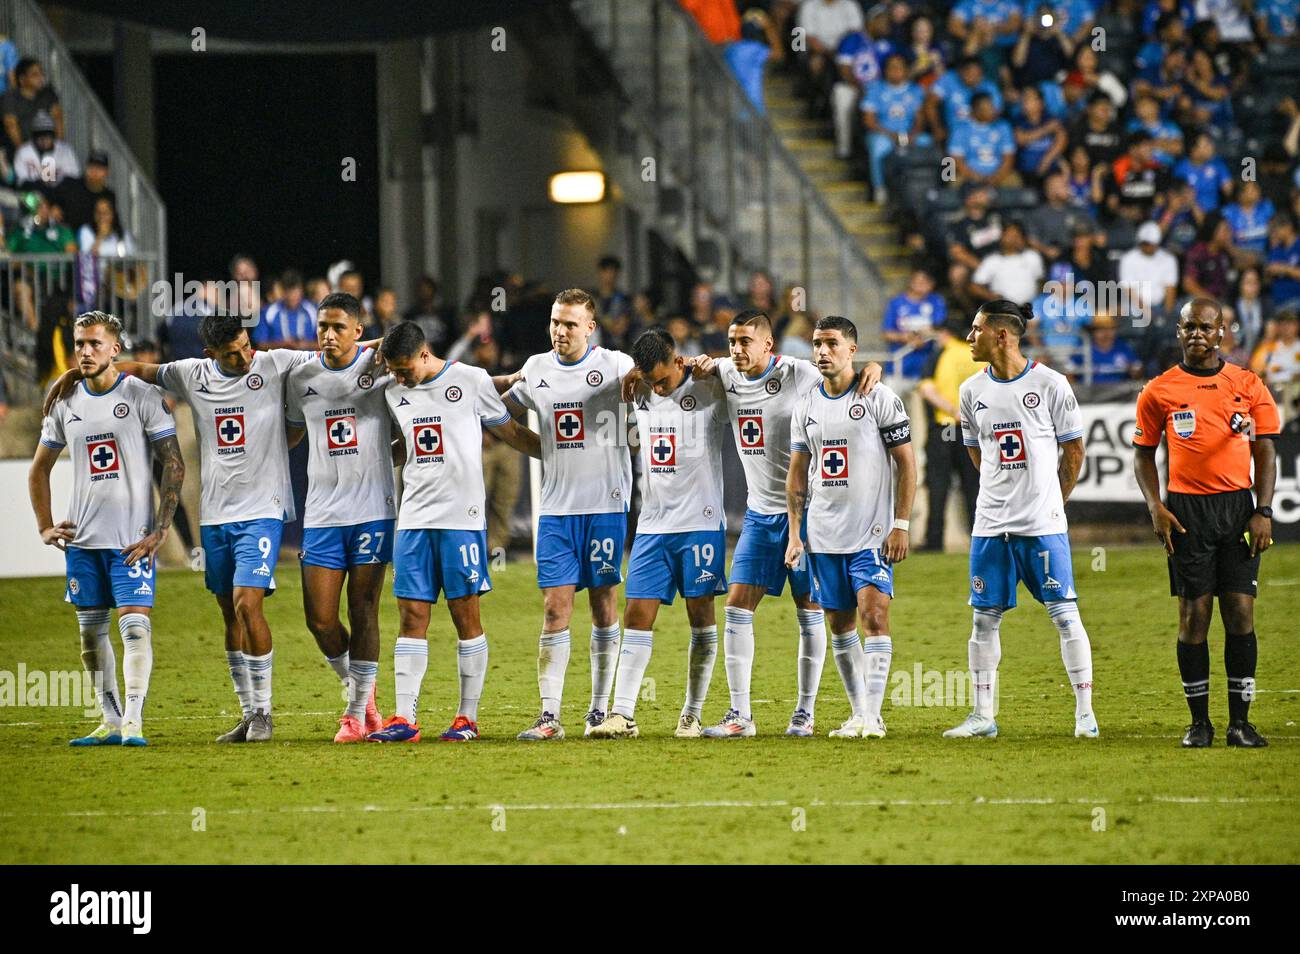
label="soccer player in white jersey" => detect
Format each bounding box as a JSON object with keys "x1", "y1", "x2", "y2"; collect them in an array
[
  {"x1": 42, "y1": 315, "x2": 317, "y2": 742},
  {"x1": 30, "y1": 312, "x2": 185, "y2": 747},
  {"x1": 367, "y1": 321, "x2": 541, "y2": 742},
  {"x1": 785, "y1": 316, "x2": 916, "y2": 739},
  {"x1": 588, "y1": 328, "x2": 729, "y2": 739},
  {"x1": 946, "y1": 300, "x2": 1098, "y2": 739},
  {"x1": 502, "y1": 289, "x2": 636, "y2": 741},
  {"x1": 285, "y1": 293, "x2": 393, "y2": 743},
  {"x1": 693, "y1": 310, "x2": 881, "y2": 738}
]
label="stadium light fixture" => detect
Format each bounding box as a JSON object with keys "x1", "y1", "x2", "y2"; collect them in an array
[{"x1": 549, "y1": 170, "x2": 606, "y2": 204}]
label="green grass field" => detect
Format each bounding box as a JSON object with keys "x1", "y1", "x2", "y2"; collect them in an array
[{"x1": 1, "y1": 544, "x2": 1297, "y2": 864}]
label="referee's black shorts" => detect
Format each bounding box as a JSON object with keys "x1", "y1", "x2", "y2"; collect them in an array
[{"x1": 1166, "y1": 489, "x2": 1260, "y2": 599}]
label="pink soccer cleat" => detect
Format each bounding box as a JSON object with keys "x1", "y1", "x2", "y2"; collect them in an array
[
  {"x1": 364, "y1": 684, "x2": 383, "y2": 735},
  {"x1": 334, "y1": 714, "x2": 368, "y2": 743}
]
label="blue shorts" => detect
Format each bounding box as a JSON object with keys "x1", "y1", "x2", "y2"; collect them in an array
[
  {"x1": 969, "y1": 533, "x2": 1077, "y2": 609},
  {"x1": 536, "y1": 512, "x2": 627, "y2": 591},
  {"x1": 394, "y1": 528, "x2": 491, "y2": 603},
  {"x1": 730, "y1": 509, "x2": 813, "y2": 597},
  {"x1": 301, "y1": 519, "x2": 396, "y2": 569},
  {"x1": 809, "y1": 548, "x2": 894, "y2": 611},
  {"x1": 65, "y1": 547, "x2": 156, "y2": 608},
  {"x1": 625, "y1": 528, "x2": 728, "y2": 604},
  {"x1": 200, "y1": 518, "x2": 284, "y2": 595}
]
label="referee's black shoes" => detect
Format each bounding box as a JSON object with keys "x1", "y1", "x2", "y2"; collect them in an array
[
  {"x1": 1182, "y1": 721, "x2": 1215, "y2": 747},
  {"x1": 1226, "y1": 720, "x2": 1269, "y2": 748}
]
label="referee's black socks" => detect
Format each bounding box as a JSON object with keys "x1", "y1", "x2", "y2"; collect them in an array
[
  {"x1": 1225, "y1": 632, "x2": 1258, "y2": 723},
  {"x1": 1177, "y1": 640, "x2": 1211, "y2": 723}
]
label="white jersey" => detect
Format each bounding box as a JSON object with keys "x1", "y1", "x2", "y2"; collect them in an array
[
  {"x1": 158, "y1": 349, "x2": 314, "y2": 526},
  {"x1": 285, "y1": 347, "x2": 396, "y2": 529},
  {"x1": 39, "y1": 372, "x2": 176, "y2": 550},
  {"x1": 717, "y1": 355, "x2": 823, "y2": 515},
  {"x1": 959, "y1": 360, "x2": 1084, "y2": 537},
  {"x1": 506, "y1": 346, "x2": 634, "y2": 516},
  {"x1": 791, "y1": 382, "x2": 911, "y2": 553},
  {"x1": 632, "y1": 373, "x2": 729, "y2": 534},
  {"x1": 386, "y1": 362, "x2": 511, "y2": 531}
]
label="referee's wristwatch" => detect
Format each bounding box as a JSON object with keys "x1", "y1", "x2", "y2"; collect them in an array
[{"x1": 1254, "y1": 506, "x2": 1274, "y2": 519}]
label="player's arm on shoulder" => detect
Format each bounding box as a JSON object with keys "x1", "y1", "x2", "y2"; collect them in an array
[
  {"x1": 28, "y1": 441, "x2": 74, "y2": 550},
  {"x1": 486, "y1": 417, "x2": 542, "y2": 459},
  {"x1": 785, "y1": 447, "x2": 811, "y2": 569},
  {"x1": 853, "y1": 358, "x2": 884, "y2": 396},
  {"x1": 691, "y1": 354, "x2": 719, "y2": 379}
]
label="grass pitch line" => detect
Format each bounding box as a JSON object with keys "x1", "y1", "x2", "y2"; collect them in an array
[{"x1": 3, "y1": 795, "x2": 1299, "y2": 821}]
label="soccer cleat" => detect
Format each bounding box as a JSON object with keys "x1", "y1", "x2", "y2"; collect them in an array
[
  {"x1": 215, "y1": 717, "x2": 249, "y2": 743},
  {"x1": 439, "y1": 715, "x2": 480, "y2": 741},
  {"x1": 69, "y1": 723, "x2": 122, "y2": 747},
  {"x1": 517, "y1": 712, "x2": 565, "y2": 741},
  {"x1": 1226, "y1": 720, "x2": 1268, "y2": 748},
  {"x1": 943, "y1": 712, "x2": 999, "y2": 738},
  {"x1": 587, "y1": 712, "x2": 639, "y2": 739},
  {"x1": 367, "y1": 715, "x2": 421, "y2": 742},
  {"x1": 583, "y1": 709, "x2": 606, "y2": 737},
  {"x1": 785, "y1": 709, "x2": 815, "y2": 737},
  {"x1": 334, "y1": 715, "x2": 367, "y2": 743},
  {"x1": 862, "y1": 714, "x2": 887, "y2": 739},
  {"x1": 1181, "y1": 721, "x2": 1214, "y2": 748},
  {"x1": 364, "y1": 684, "x2": 383, "y2": 735},
  {"x1": 1074, "y1": 711, "x2": 1100, "y2": 738},
  {"x1": 828, "y1": 715, "x2": 865, "y2": 738},
  {"x1": 245, "y1": 711, "x2": 273, "y2": 742},
  {"x1": 674, "y1": 713, "x2": 703, "y2": 738},
  {"x1": 701, "y1": 709, "x2": 756, "y2": 738},
  {"x1": 121, "y1": 721, "x2": 148, "y2": 747}
]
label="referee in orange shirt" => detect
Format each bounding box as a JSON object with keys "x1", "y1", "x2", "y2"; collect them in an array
[{"x1": 1133, "y1": 298, "x2": 1279, "y2": 748}]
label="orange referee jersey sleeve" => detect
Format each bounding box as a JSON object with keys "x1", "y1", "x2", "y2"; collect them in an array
[{"x1": 1133, "y1": 362, "x2": 1280, "y2": 496}]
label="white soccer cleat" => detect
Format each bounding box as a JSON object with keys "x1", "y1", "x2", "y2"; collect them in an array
[
  {"x1": 582, "y1": 709, "x2": 606, "y2": 737},
  {"x1": 674, "y1": 713, "x2": 703, "y2": 738},
  {"x1": 862, "y1": 714, "x2": 887, "y2": 739},
  {"x1": 1074, "y1": 711, "x2": 1099, "y2": 738},
  {"x1": 121, "y1": 720, "x2": 148, "y2": 747},
  {"x1": 701, "y1": 708, "x2": 755, "y2": 738},
  {"x1": 943, "y1": 712, "x2": 999, "y2": 738},
  {"x1": 587, "y1": 712, "x2": 639, "y2": 739},
  {"x1": 517, "y1": 712, "x2": 565, "y2": 741},
  {"x1": 828, "y1": 715, "x2": 865, "y2": 738}
]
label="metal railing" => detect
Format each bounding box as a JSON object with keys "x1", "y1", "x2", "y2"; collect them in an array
[
  {"x1": 0, "y1": 0, "x2": 167, "y2": 264},
  {"x1": 1, "y1": 251, "x2": 160, "y2": 404},
  {"x1": 570, "y1": 0, "x2": 884, "y2": 328}
]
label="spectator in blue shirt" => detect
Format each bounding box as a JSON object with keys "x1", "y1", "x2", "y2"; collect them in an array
[
  {"x1": 1134, "y1": 11, "x2": 1188, "y2": 81},
  {"x1": 0, "y1": 37, "x2": 17, "y2": 96},
  {"x1": 950, "y1": 92, "x2": 1018, "y2": 186},
  {"x1": 1222, "y1": 181, "x2": 1275, "y2": 258},
  {"x1": 882, "y1": 267, "x2": 947, "y2": 378},
  {"x1": 1013, "y1": 85, "x2": 1067, "y2": 187},
  {"x1": 1266, "y1": 214, "x2": 1300, "y2": 310},
  {"x1": 1031, "y1": 275, "x2": 1093, "y2": 361},
  {"x1": 1074, "y1": 314, "x2": 1140, "y2": 383},
  {"x1": 255, "y1": 270, "x2": 318, "y2": 348},
  {"x1": 1025, "y1": 0, "x2": 1097, "y2": 44},
  {"x1": 1254, "y1": 0, "x2": 1298, "y2": 47},
  {"x1": 1010, "y1": 5, "x2": 1075, "y2": 87},
  {"x1": 1182, "y1": 49, "x2": 1235, "y2": 139},
  {"x1": 927, "y1": 56, "x2": 1002, "y2": 139},
  {"x1": 1173, "y1": 131, "x2": 1232, "y2": 214},
  {"x1": 1141, "y1": 0, "x2": 1194, "y2": 37},
  {"x1": 1127, "y1": 92, "x2": 1183, "y2": 167},
  {"x1": 724, "y1": 13, "x2": 773, "y2": 113},
  {"x1": 948, "y1": 0, "x2": 1022, "y2": 53},
  {"x1": 862, "y1": 53, "x2": 929, "y2": 196}
]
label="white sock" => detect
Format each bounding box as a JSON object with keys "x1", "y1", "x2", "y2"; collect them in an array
[
  {"x1": 969, "y1": 608, "x2": 1003, "y2": 718},
  {"x1": 456, "y1": 634, "x2": 488, "y2": 721},
  {"x1": 590, "y1": 623, "x2": 621, "y2": 713},
  {"x1": 77, "y1": 609, "x2": 121, "y2": 727},
  {"x1": 1047, "y1": 600, "x2": 1094, "y2": 718},
  {"x1": 346, "y1": 659, "x2": 377, "y2": 720},
  {"x1": 118, "y1": 612, "x2": 152, "y2": 725},
  {"x1": 538, "y1": 629, "x2": 570, "y2": 716},
  {"x1": 394, "y1": 636, "x2": 429, "y2": 723},
  {"x1": 723, "y1": 606, "x2": 755, "y2": 718},
  {"x1": 612, "y1": 628, "x2": 653, "y2": 719},
  {"x1": 795, "y1": 608, "x2": 826, "y2": 715},
  {"x1": 327, "y1": 651, "x2": 350, "y2": 685},
  {"x1": 225, "y1": 649, "x2": 253, "y2": 718},
  {"x1": 862, "y1": 635, "x2": 893, "y2": 720},
  {"x1": 244, "y1": 650, "x2": 273, "y2": 714},
  {"x1": 684, "y1": 626, "x2": 718, "y2": 719},
  {"x1": 831, "y1": 630, "x2": 867, "y2": 718}
]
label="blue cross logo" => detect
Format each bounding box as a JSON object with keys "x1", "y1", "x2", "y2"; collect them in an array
[
  {"x1": 652, "y1": 438, "x2": 673, "y2": 463},
  {"x1": 92, "y1": 445, "x2": 115, "y2": 469},
  {"x1": 416, "y1": 427, "x2": 439, "y2": 453},
  {"x1": 219, "y1": 418, "x2": 242, "y2": 443},
  {"x1": 823, "y1": 450, "x2": 845, "y2": 475},
  {"x1": 741, "y1": 419, "x2": 761, "y2": 444},
  {"x1": 558, "y1": 413, "x2": 581, "y2": 438},
  {"x1": 331, "y1": 420, "x2": 352, "y2": 444},
  {"x1": 999, "y1": 433, "x2": 1022, "y2": 458}
]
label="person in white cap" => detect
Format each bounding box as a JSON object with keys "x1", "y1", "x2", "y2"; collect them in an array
[{"x1": 1119, "y1": 221, "x2": 1180, "y2": 330}]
